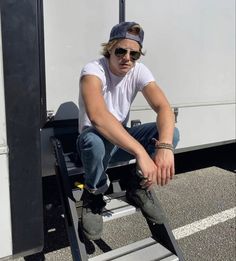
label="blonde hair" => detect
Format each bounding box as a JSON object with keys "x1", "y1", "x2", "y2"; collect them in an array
[
  {"x1": 127, "y1": 24, "x2": 142, "y2": 37},
  {"x1": 101, "y1": 40, "x2": 119, "y2": 58}
]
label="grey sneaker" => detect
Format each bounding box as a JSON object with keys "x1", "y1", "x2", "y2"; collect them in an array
[
  {"x1": 125, "y1": 169, "x2": 165, "y2": 224},
  {"x1": 126, "y1": 188, "x2": 165, "y2": 224},
  {"x1": 81, "y1": 190, "x2": 106, "y2": 240}
]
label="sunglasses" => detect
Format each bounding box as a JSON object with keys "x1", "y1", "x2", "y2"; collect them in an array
[{"x1": 114, "y1": 47, "x2": 141, "y2": 61}]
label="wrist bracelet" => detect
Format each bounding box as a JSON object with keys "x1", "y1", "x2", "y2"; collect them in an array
[
  {"x1": 156, "y1": 143, "x2": 174, "y2": 152},
  {"x1": 152, "y1": 138, "x2": 174, "y2": 152}
]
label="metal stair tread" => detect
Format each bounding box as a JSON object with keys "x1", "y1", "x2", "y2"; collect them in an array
[
  {"x1": 88, "y1": 237, "x2": 178, "y2": 261},
  {"x1": 102, "y1": 195, "x2": 138, "y2": 222}
]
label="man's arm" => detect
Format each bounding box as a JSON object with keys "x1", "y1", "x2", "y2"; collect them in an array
[
  {"x1": 80, "y1": 75, "x2": 158, "y2": 181},
  {"x1": 142, "y1": 81, "x2": 175, "y2": 186}
]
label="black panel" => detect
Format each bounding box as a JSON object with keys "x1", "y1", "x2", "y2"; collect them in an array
[
  {"x1": 37, "y1": 0, "x2": 47, "y2": 126},
  {"x1": 1, "y1": 0, "x2": 44, "y2": 256},
  {"x1": 119, "y1": 0, "x2": 126, "y2": 22}
]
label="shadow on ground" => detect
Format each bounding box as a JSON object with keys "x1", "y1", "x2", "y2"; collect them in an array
[{"x1": 175, "y1": 143, "x2": 236, "y2": 174}]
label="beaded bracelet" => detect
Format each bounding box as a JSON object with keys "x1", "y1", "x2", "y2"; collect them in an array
[
  {"x1": 152, "y1": 138, "x2": 174, "y2": 152},
  {"x1": 157, "y1": 142, "x2": 174, "y2": 152}
]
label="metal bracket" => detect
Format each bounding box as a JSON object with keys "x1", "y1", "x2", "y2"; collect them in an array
[
  {"x1": 46, "y1": 110, "x2": 54, "y2": 121},
  {"x1": 173, "y1": 107, "x2": 179, "y2": 123},
  {"x1": 131, "y1": 119, "x2": 141, "y2": 127}
]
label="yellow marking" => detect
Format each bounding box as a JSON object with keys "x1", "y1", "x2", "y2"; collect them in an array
[{"x1": 74, "y1": 182, "x2": 84, "y2": 190}]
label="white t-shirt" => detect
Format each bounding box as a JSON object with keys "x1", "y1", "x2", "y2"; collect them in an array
[{"x1": 79, "y1": 57, "x2": 155, "y2": 133}]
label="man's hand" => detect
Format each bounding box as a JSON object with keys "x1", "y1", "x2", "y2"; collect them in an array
[
  {"x1": 153, "y1": 149, "x2": 175, "y2": 186},
  {"x1": 136, "y1": 147, "x2": 175, "y2": 189},
  {"x1": 136, "y1": 152, "x2": 158, "y2": 190}
]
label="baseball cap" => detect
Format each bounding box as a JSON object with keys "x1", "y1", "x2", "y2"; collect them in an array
[{"x1": 109, "y1": 22, "x2": 144, "y2": 47}]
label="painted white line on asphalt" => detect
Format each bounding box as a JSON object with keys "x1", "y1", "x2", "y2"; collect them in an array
[{"x1": 173, "y1": 207, "x2": 236, "y2": 240}]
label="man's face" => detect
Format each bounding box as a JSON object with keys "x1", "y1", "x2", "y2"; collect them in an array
[{"x1": 108, "y1": 39, "x2": 141, "y2": 76}]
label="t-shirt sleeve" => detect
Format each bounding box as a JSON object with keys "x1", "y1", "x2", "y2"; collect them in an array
[
  {"x1": 136, "y1": 63, "x2": 156, "y2": 91},
  {"x1": 80, "y1": 60, "x2": 105, "y2": 84}
]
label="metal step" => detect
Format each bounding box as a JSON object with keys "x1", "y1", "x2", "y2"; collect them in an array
[
  {"x1": 73, "y1": 190, "x2": 138, "y2": 222},
  {"x1": 103, "y1": 194, "x2": 137, "y2": 222},
  {"x1": 89, "y1": 237, "x2": 179, "y2": 261}
]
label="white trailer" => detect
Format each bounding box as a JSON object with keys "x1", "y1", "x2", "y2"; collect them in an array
[
  {"x1": 43, "y1": 0, "x2": 235, "y2": 153},
  {"x1": 0, "y1": 0, "x2": 235, "y2": 259}
]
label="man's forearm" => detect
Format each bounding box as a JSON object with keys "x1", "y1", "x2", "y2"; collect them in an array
[
  {"x1": 156, "y1": 106, "x2": 175, "y2": 144},
  {"x1": 91, "y1": 110, "x2": 147, "y2": 158}
]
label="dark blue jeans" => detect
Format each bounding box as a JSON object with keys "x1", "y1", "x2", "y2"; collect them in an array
[{"x1": 77, "y1": 123, "x2": 179, "y2": 194}]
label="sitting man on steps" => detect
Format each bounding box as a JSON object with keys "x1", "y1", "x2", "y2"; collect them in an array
[{"x1": 77, "y1": 21, "x2": 179, "y2": 240}]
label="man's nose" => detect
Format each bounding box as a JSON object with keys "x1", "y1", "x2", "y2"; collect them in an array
[{"x1": 123, "y1": 50, "x2": 131, "y2": 60}]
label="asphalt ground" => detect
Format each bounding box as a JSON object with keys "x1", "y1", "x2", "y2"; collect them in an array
[{"x1": 12, "y1": 143, "x2": 236, "y2": 261}]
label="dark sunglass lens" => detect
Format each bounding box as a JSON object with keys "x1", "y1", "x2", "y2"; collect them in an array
[
  {"x1": 114, "y1": 48, "x2": 141, "y2": 60},
  {"x1": 115, "y1": 48, "x2": 127, "y2": 57},
  {"x1": 130, "y1": 51, "x2": 141, "y2": 60}
]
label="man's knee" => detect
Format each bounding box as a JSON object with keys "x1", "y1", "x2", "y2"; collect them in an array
[
  {"x1": 173, "y1": 127, "x2": 180, "y2": 149},
  {"x1": 78, "y1": 130, "x2": 106, "y2": 158}
]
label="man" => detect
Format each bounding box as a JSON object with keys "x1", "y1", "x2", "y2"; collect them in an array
[{"x1": 77, "y1": 21, "x2": 179, "y2": 240}]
